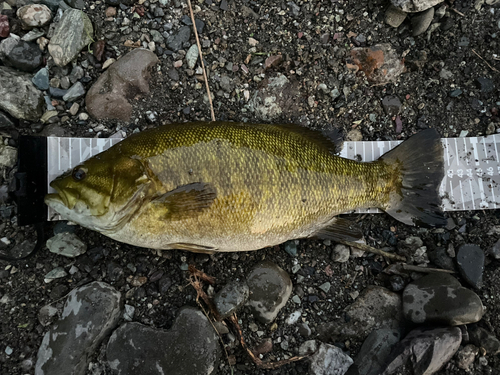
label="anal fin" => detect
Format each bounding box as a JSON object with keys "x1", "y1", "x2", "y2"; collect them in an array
[
  {"x1": 169, "y1": 243, "x2": 217, "y2": 254},
  {"x1": 310, "y1": 217, "x2": 364, "y2": 243}
]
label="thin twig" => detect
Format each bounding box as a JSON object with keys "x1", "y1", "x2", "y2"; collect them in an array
[
  {"x1": 449, "y1": 7, "x2": 465, "y2": 17},
  {"x1": 187, "y1": 0, "x2": 216, "y2": 121},
  {"x1": 336, "y1": 239, "x2": 407, "y2": 262},
  {"x1": 402, "y1": 264, "x2": 455, "y2": 274},
  {"x1": 472, "y1": 49, "x2": 500, "y2": 73},
  {"x1": 228, "y1": 314, "x2": 307, "y2": 369},
  {"x1": 188, "y1": 264, "x2": 216, "y2": 284}
]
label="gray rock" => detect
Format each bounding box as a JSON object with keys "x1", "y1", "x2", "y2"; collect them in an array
[
  {"x1": 17, "y1": 4, "x2": 52, "y2": 28},
  {"x1": 44, "y1": 267, "x2": 67, "y2": 282},
  {"x1": 456, "y1": 244, "x2": 484, "y2": 289},
  {"x1": 166, "y1": 25, "x2": 191, "y2": 51},
  {"x1": 381, "y1": 326, "x2": 461, "y2": 375},
  {"x1": 331, "y1": 244, "x2": 350, "y2": 262},
  {"x1": 48, "y1": 9, "x2": 93, "y2": 67},
  {"x1": 391, "y1": 0, "x2": 443, "y2": 13},
  {"x1": 46, "y1": 232, "x2": 87, "y2": 258},
  {"x1": 69, "y1": 65, "x2": 84, "y2": 83},
  {"x1": 476, "y1": 77, "x2": 495, "y2": 93},
  {"x1": 149, "y1": 29, "x2": 163, "y2": 44},
  {"x1": 382, "y1": 95, "x2": 402, "y2": 116},
  {"x1": 40, "y1": 0, "x2": 63, "y2": 12},
  {"x1": 219, "y1": 75, "x2": 233, "y2": 92},
  {"x1": 0, "y1": 111, "x2": 15, "y2": 128},
  {"x1": 35, "y1": 282, "x2": 122, "y2": 375},
  {"x1": 106, "y1": 307, "x2": 220, "y2": 375},
  {"x1": 411, "y1": 7, "x2": 434, "y2": 36},
  {"x1": 213, "y1": 280, "x2": 249, "y2": 319},
  {"x1": 0, "y1": 66, "x2": 44, "y2": 121},
  {"x1": 385, "y1": 5, "x2": 407, "y2": 28},
  {"x1": 21, "y1": 28, "x2": 45, "y2": 42},
  {"x1": 85, "y1": 48, "x2": 159, "y2": 121},
  {"x1": 456, "y1": 344, "x2": 479, "y2": 371},
  {"x1": 38, "y1": 303, "x2": 59, "y2": 327},
  {"x1": 0, "y1": 145, "x2": 17, "y2": 168},
  {"x1": 346, "y1": 328, "x2": 401, "y2": 375},
  {"x1": 62, "y1": 82, "x2": 85, "y2": 102},
  {"x1": 246, "y1": 260, "x2": 292, "y2": 323},
  {"x1": 0, "y1": 36, "x2": 42, "y2": 73},
  {"x1": 60, "y1": 76, "x2": 70, "y2": 90},
  {"x1": 185, "y1": 44, "x2": 199, "y2": 69},
  {"x1": 309, "y1": 343, "x2": 353, "y2": 375},
  {"x1": 65, "y1": 0, "x2": 85, "y2": 9},
  {"x1": 32, "y1": 67, "x2": 49, "y2": 90},
  {"x1": 319, "y1": 286, "x2": 403, "y2": 342},
  {"x1": 468, "y1": 324, "x2": 500, "y2": 355},
  {"x1": 403, "y1": 273, "x2": 484, "y2": 325}
]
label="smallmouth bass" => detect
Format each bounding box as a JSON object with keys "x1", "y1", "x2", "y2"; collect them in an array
[{"x1": 45, "y1": 122, "x2": 446, "y2": 253}]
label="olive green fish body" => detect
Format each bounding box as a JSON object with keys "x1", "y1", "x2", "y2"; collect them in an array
[{"x1": 45, "y1": 122, "x2": 445, "y2": 252}]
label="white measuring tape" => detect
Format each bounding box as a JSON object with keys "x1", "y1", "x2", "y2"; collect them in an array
[{"x1": 47, "y1": 135, "x2": 500, "y2": 220}]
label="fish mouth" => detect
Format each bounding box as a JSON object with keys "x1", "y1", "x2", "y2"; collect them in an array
[{"x1": 45, "y1": 184, "x2": 80, "y2": 209}]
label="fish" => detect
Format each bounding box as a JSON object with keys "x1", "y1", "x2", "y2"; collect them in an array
[{"x1": 44, "y1": 122, "x2": 446, "y2": 253}]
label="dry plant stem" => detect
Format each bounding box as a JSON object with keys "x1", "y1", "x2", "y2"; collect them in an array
[
  {"x1": 188, "y1": 264, "x2": 216, "y2": 284},
  {"x1": 472, "y1": 49, "x2": 500, "y2": 73},
  {"x1": 449, "y1": 7, "x2": 466, "y2": 17},
  {"x1": 187, "y1": 0, "x2": 216, "y2": 121},
  {"x1": 337, "y1": 239, "x2": 407, "y2": 262},
  {"x1": 228, "y1": 314, "x2": 307, "y2": 369},
  {"x1": 402, "y1": 264, "x2": 455, "y2": 274}
]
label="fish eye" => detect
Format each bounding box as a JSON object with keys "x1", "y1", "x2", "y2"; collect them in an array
[{"x1": 72, "y1": 167, "x2": 87, "y2": 181}]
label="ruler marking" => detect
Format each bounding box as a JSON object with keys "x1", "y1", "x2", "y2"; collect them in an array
[
  {"x1": 469, "y1": 179, "x2": 476, "y2": 210},
  {"x1": 444, "y1": 139, "x2": 450, "y2": 166},
  {"x1": 459, "y1": 180, "x2": 466, "y2": 210},
  {"x1": 482, "y1": 137, "x2": 489, "y2": 164}
]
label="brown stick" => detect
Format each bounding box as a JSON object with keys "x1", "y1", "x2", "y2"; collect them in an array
[
  {"x1": 472, "y1": 49, "x2": 500, "y2": 74},
  {"x1": 228, "y1": 314, "x2": 307, "y2": 369},
  {"x1": 188, "y1": 264, "x2": 216, "y2": 284},
  {"x1": 449, "y1": 7, "x2": 465, "y2": 17},
  {"x1": 402, "y1": 264, "x2": 455, "y2": 274},
  {"x1": 186, "y1": 0, "x2": 216, "y2": 121},
  {"x1": 336, "y1": 239, "x2": 407, "y2": 262}
]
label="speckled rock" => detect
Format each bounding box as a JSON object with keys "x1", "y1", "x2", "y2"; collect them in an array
[
  {"x1": 385, "y1": 5, "x2": 407, "y2": 28},
  {"x1": 381, "y1": 326, "x2": 461, "y2": 375},
  {"x1": 309, "y1": 343, "x2": 353, "y2": 375},
  {"x1": 213, "y1": 280, "x2": 249, "y2": 319},
  {"x1": 0, "y1": 145, "x2": 17, "y2": 168},
  {"x1": 46, "y1": 232, "x2": 87, "y2": 258},
  {"x1": 17, "y1": 4, "x2": 52, "y2": 28},
  {"x1": 85, "y1": 48, "x2": 159, "y2": 121},
  {"x1": 456, "y1": 244, "x2": 484, "y2": 289},
  {"x1": 391, "y1": 0, "x2": 444, "y2": 13},
  {"x1": 411, "y1": 7, "x2": 434, "y2": 36},
  {"x1": 106, "y1": 307, "x2": 220, "y2": 375},
  {"x1": 246, "y1": 261, "x2": 292, "y2": 323},
  {"x1": 0, "y1": 35, "x2": 42, "y2": 73},
  {"x1": 35, "y1": 282, "x2": 123, "y2": 375},
  {"x1": 48, "y1": 9, "x2": 93, "y2": 66},
  {"x1": 0, "y1": 66, "x2": 44, "y2": 121},
  {"x1": 403, "y1": 273, "x2": 484, "y2": 325}
]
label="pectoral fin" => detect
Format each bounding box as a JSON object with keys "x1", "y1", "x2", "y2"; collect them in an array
[
  {"x1": 168, "y1": 243, "x2": 217, "y2": 254},
  {"x1": 152, "y1": 182, "x2": 217, "y2": 221},
  {"x1": 310, "y1": 217, "x2": 364, "y2": 242}
]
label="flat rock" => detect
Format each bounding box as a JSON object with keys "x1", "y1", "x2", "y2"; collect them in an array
[
  {"x1": 0, "y1": 145, "x2": 17, "y2": 168},
  {"x1": 346, "y1": 328, "x2": 401, "y2": 375},
  {"x1": 185, "y1": 44, "x2": 199, "y2": 69},
  {"x1": 48, "y1": 9, "x2": 93, "y2": 67},
  {"x1": 62, "y1": 82, "x2": 85, "y2": 102},
  {"x1": 411, "y1": 7, "x2": 434, "y2": 36},
  {"x1": 402, "y1": 273, "x2": 484, "y2": 325},
  {"x1": 213, "y1": 280, "x2": 249, "y2": 319},
  {"x1": 309, "y1": 343, "x2": 353, "y2": 375},
  {"x1": 46, "y1": 232, "x2": 87, "y2": 258},
  {"x1": 106, "y1": 307, "x2": 220, "y2": 375},
  {"x1": 381, "y1": 326, "x2": 461, "y2": 375},
  {"x1": 319, "y1": 286, "x2": 404, "y2": 342},
  {"x1": 35, "y1": 282, "x2": 123, "y2": 375},
  {"x1": 468, "y1": 324, "x2": 500, "y2": 355},
  {"x1": 166, "y1": 25, "x2": 191, "y2": 51},
  {"x1": 347, "y1": 44, "x2": 404, "y2": 85},
  {"x1": 0, "y1": 35, "x2": 42, "y2": 72},
  {"x1": 385, "y1": 5, "x2": 407, "y2": 27},
  {"x1": 32, "y1": 67, "x2": 49, "y2": 90},
  {"x1": 17, "y1": 4, "x2": 52, "y2": 28},
  {"x1": 0, "y1": 66, "x2": 44, "y2": 121},
  {"x1": 0, "y1": 14, "x2": 9, "y2": 38},
  {"x1": 85, "y1": 48, "x2": 159, "y2": 121},
  {"x1": 382, "y1": 95, "x2": 402, "y2": 116},
  {"x1": 391, "y1": 0, "x2": 444, "y2": 13},
  {"x1": 456, "y1": 244, "x2": 484, "y2": 289},
  {"x1": 246, "y1": 260, "x2": 292, "y2": 323}
]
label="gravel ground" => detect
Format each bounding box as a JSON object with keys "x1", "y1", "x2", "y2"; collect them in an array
[{"x1": 1, "y1": 0, "x2": 500, "y2": 374}]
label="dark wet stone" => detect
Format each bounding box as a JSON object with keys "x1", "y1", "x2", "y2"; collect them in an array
[
  {"x1": 385, "y1": 5, "x2": 407, "y2": 28},
  {"x1": 166, "y1": 25, "x2": 191, "y2": 51},
  {"x1": 49, "y1": 86, "x2": 68, "y2": 99},
  {"x1": 40, "y1": 0, "x2": 63, "y2": 12},
  {"x1": 427, "y1": 247, "x2": 456, "y2": 271},
  {"x1": 168, "y1": 68, "x2": 179, "y2": 81},
  {"x1": 32, "y1": 68, "x2": 50, "y2": 91},
  {"x1": 214, "y1": 280, "x2": 249, "y2": 319},
  {"x1": 158, "y1": 276, "x2": 172, "y2": 294},
  {"x1": 49, "y1": 284, "x2": 69, "y2": 300},
  {"x1": 85, "y1": 48, "x2": 159, "y2": 121},
  {"x1": 468, "y1": 324, "x2": 500, "y2": 355},
  {"x1": 107, "y1": 262, "x2": 124, "y2": 281},
  {"x1": 389, "y1": 275, "x2": 405, "y2": 292},
  {"x1": 411, "y1": 7, "x2": 434, "y2": 36},
  {"x1": 449, "y1": 89, "x2": 463, "y2": 97},
  {"x1": 246, "y1": 260, "x2": 292, "y2": 323},
  {"x1": 456, "y1": 244, "x2": 484, "y2": 289},
  {"x1": 403, "y1": 273, "x2": 483, "y2": 325},
  {"x1": 0, "y1": 14, "x2": 9, "y2": 38},
  {"x1": 346, "y1": 328, "x2": 401, "y2": 375},
  {"x1": 441, "y1": 17, "x2": 454, "y2": 31},
  {"x1": 53, "y1": 221, "x2": 76, "y2": 235},
  {"x1": 220, "y1": 0, "x2": 228, "y2": 10},
  {"x1": 475, "y1": 77, "x2": 495, "y2": 93},
  {"x1": 62, "y1": 82, "x2": 85, "y2": 102},
  {"x1": 0, "y1": 66, "x2": 44, "y2": 121},
  {"x1": 2, "y1": 40, "x2": 42, "y2": 73},
  {"x1": 381, "y1": 326, "x2": 461, "y2": 375},
  {"x1": 106, "y1": 307, "x2": 220, "y2": 375},
  {"x1": 35, "y1": 282, "x2": 123, "y2": 375},
  {"x1": 0, "y1": 111, "x2": 15, "y2": 129},
  {"x1": 319, "y1": 286, "x2": 404, "y2": 342},
  {"x1": 490, "y1": 238, "x2": 500, "y2": 259},
  {"x1": 283, "y1": 240, "x2": 298, "y2": 257},
  {"x1": 65, "y1": 0, "x2": 85, "y2": 9}
]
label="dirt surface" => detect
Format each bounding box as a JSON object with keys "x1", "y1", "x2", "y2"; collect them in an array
[{"x1": 1, "y1": 0, "x2": 500, "y2": 374}]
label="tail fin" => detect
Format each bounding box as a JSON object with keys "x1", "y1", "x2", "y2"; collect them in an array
[{"x1": 380, "y1": 129, "x2": 446, "y2": 227}]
